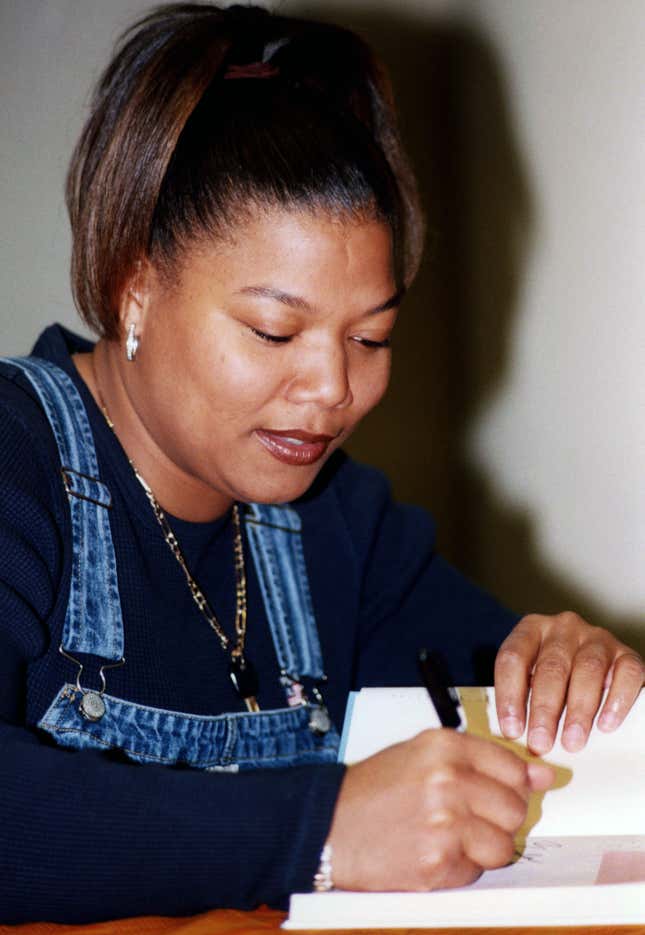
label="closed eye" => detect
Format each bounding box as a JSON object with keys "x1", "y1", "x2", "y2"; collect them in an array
[
  {"x1": 250, "y1": 327, "x2": 292, "y2": 344},
  {"x1": 355, "y1": 337, "x2": 391, "y2": 349}
]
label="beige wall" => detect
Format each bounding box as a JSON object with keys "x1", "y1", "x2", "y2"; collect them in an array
[
  {"x1": 461, "y1": 1, "x2": 645, "y2": 649},
  {"x1": 1, "y1": 1, "x2": 643, "y2": 649}
]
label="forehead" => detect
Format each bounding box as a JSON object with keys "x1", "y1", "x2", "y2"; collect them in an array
[{"x1": 177, "y1": 208, "x2": 395, "y2": 301}]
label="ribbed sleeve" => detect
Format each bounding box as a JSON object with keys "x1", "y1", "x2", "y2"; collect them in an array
[{"x1": 0, "y1": 719, "x2": 344, "y2": 923}]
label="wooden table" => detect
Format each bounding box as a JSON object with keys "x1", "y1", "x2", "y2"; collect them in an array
[{"x1": 2, "y1": 909, "x2": 644, "y2": 935}]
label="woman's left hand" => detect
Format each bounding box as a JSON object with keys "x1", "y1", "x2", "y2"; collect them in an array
[{"x1": 494, "y1": 612, "x2": 644, "y2": 754}]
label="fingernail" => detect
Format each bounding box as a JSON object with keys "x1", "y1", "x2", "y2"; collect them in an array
[
  {"x1": 528, "y1": 761, "x2": 556, "y2": 789},
  {"x1": 562, "y1": 723, "x2": 586, "y2": 751},
  {"x1": 501, "y1": 716, "x2": 523, "y2": 738},
  {"x1": 597, "y1": 711, "x2": 619, "y2": 731},
  {"x1": 527, "y1": 727, "x2": 552, "y2": 754}
]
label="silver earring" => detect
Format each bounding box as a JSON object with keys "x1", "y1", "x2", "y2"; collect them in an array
[{"x1": 126, "y1": 323, "x2": 139, "y2": 361}]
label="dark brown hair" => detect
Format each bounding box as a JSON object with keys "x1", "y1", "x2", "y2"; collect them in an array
[{"x1": 66, "y1": 3, "x2": 424, "y2": 339}]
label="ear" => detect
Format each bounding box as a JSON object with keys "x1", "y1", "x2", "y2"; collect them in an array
[{"x1": 118, "y1": 258, "x2": 155, "y2": 342}]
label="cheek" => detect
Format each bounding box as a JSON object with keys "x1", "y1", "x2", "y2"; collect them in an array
[
  {"x1": 353, "y1": 355, "x2": 391, "y2": 415},
  {"x1": 191, "y1": 341, "x2": 283, "y2": 419}
]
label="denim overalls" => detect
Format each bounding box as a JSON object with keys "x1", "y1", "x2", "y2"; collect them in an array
[{"x1": 3, "y1": 356, "x2": 340, "y2": 771}]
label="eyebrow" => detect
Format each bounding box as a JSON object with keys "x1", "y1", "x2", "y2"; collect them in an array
[{"x1": 235, "y1": 285, "x2": 405, "y2": 315}]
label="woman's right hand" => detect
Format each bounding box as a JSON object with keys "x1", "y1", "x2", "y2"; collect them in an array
[{"x1": 326, "y1": 729, "x2": 555, "y2": 891}]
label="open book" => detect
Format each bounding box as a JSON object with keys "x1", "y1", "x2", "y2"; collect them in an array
[{"x1": 285, "y1": 687, "x2": 645, "y2": 929}]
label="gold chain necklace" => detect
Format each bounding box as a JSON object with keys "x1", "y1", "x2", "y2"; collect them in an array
[{"x1": 99, "y1": 404, "x2": 260, "y2": 712}]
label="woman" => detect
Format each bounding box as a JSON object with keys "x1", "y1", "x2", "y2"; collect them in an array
[{"x1": 0, "y1": 2, "x2": 642, "y2": 924}]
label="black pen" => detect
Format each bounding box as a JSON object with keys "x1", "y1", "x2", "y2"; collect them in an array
[{"x1": 418, "y1": 648, "x2": 462, "y2": 729}]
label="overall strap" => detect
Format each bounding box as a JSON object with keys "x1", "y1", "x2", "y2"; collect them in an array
[
  {"x1": 2, "y1": 357, "x2": 124, "y2": 661},
  {"x1": 244, "y1": 503, "x2": 324, "y2": 681}
]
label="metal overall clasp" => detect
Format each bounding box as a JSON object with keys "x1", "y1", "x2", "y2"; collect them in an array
[
  {"x1": 59, "y1": 644, "x2": 125, "y2": 722},
  {"x1": 282, "y1": 671, "x2": 332, "y2": 736}
]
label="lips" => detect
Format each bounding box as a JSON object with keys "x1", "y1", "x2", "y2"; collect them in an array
[{"x1": 254, "y1": 428, "x2": 336, "y2": 466}]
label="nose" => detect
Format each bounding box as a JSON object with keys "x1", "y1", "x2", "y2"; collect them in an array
[{"x1": 286, "y1": 341, "x2": 353, "y2": 410}]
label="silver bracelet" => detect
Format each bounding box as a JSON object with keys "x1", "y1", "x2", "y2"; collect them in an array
[{"x1": 312, "y1": 842, "x2": 334, "y2": 892}]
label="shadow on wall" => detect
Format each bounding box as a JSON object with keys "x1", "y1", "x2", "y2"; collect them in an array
[{"x1": 298, "y1": 3, "x2": 644, "y2": 654}]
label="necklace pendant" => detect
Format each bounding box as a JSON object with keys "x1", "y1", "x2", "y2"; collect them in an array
[{"x1": 229, "y1": 654, "x2": 260, "y2": 711}]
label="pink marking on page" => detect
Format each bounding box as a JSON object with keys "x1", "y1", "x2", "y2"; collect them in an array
[{"x1": 596, "y1": 851, "x2": 645, "y2": 884}]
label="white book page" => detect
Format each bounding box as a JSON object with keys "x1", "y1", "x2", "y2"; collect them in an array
[
  {"x1": 470, "y1": 835, "x2": 645, "y2": 889},
  {"x1": 285, "y1": 881, "x2": 645, "y2": 929},
  {"x1": 341, "y1": 687, "x2": 645, "y2": 838},
  {"x1": 285, "y1": 689, "x2": 645, "y2": 929}
]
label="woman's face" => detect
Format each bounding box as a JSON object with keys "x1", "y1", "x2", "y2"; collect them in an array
[{"x1": 119, "y1": 208, "x2": 400, "y2": 518}]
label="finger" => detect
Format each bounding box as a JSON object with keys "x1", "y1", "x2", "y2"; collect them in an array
[
  {"x1": 423, "y1": 755, "x2": 529, "y2": 835},
  {"x1": 461, "y1": 814, "x2": 516, "y2": 870},
  {"x1": 418, "y1": 828, "x2": 481, "y2": 890},
  {"x1": 526, "y1": 627, "x2": 580, "y2": 754},
  {"x1": 597, "y1": 650, "x2": 645, "y2": 732},
  {"x1": 527, "y1": 760, "x2": 556, "y2": 791},
  {"x1": 435, "y1": 856, "x2": 481, "y2": 890},
  {"x1": 458, "y1": 733, "x2": 532, "y2": 800},
  {"x1": 460, "y1": 770, "x2": 530, "y2": 834},
  {"x1": 494, "y1": 617, "x2": 542, "y2": 739},
  {"x1": 413, "y1": 729, "x2": 532, "y2": 800},
  {"x1": 560, "y1": 638, "x2": 613, "y2": 751}
]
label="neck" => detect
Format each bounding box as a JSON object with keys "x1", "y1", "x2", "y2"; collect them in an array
[{"x1": 73, "y1": 342, "x2": 234, "y2": 522}]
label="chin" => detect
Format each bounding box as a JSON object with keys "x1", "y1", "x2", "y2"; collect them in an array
[{"x1": 232, "y1": 466, "x2": 321, "y2": 506}]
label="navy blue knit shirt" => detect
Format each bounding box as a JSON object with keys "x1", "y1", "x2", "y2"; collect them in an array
[{"x1": 0, "y1": 324, "x2": 517, "y2": 923}]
